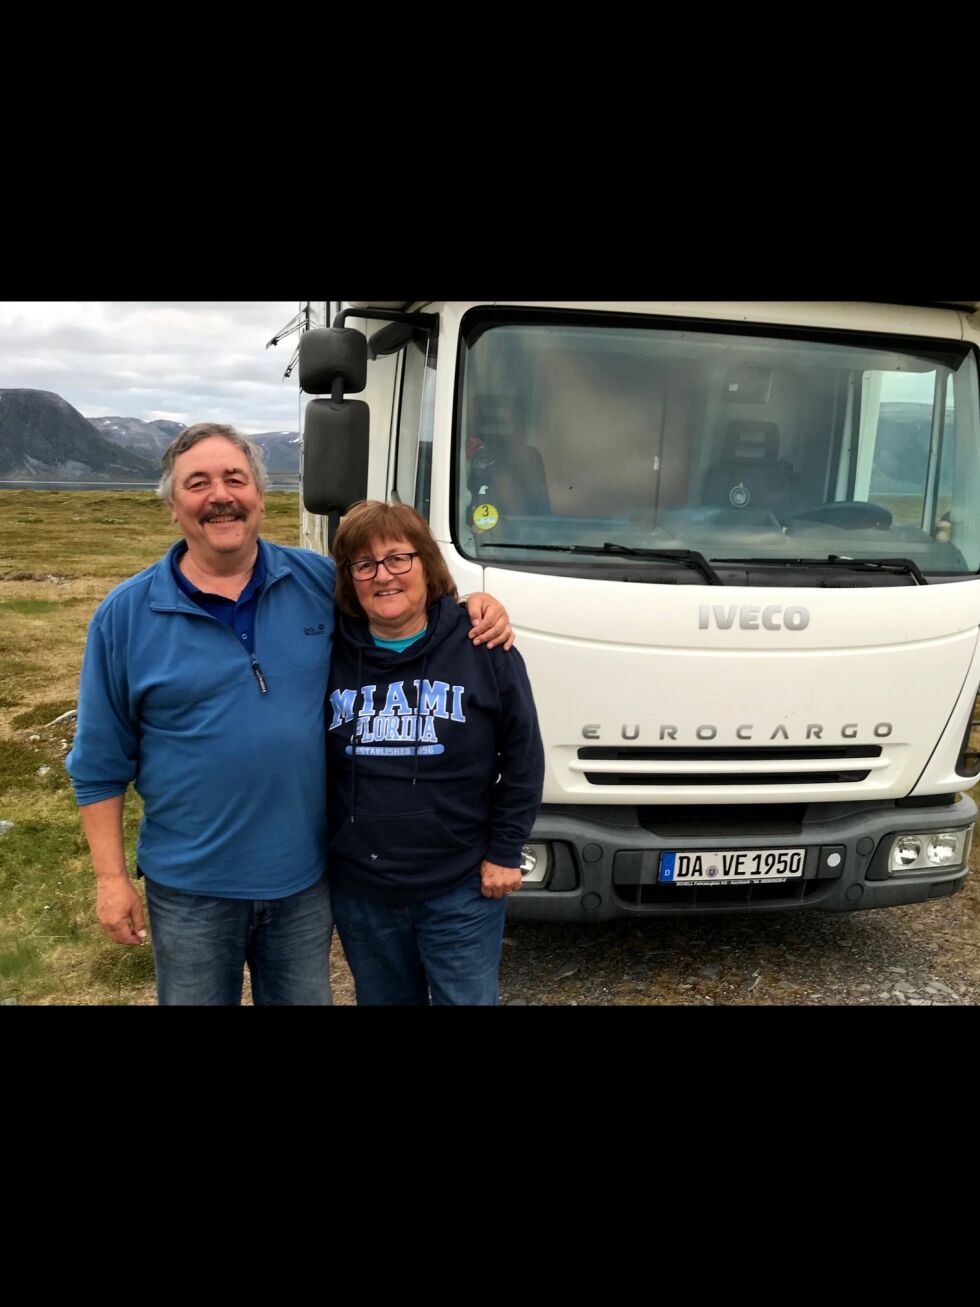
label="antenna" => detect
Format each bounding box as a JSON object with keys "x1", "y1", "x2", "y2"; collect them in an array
[{"x1": 267, "y1": 301, "x2": 321, "y2": 380}]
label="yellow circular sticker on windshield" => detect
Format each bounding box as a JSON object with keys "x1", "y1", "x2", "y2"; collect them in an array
[{"x1": 473, "y1": 503, "x2": 499, "y2": 531}]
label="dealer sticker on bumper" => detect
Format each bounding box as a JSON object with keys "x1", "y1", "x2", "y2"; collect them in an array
[{"x1": 659, "y1": 848, "x2": 805, "y2": 885}]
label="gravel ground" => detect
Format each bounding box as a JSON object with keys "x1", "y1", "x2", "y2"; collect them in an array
[
  {"x1": 50, "y1": 861, "x2": 979, "y2": 1008},
  {"x1": 489, "y1": 867, "x2": 980, "y2": 1006},
  {"x1": 321, "y1": 862, "x2": 979, "y2": 1006}
]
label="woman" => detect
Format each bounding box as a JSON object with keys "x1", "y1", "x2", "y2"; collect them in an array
[{"x1": 327, "y1": 501, "x2": 544, "y2": 1006}]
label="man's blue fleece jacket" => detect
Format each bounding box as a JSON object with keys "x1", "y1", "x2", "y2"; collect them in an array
[{"x1": 66, "y1": 539, "x2": 335, "y2": 899}]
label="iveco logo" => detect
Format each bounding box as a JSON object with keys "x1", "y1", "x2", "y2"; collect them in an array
[{"x1": 699, "y1": 604, "x2": 810, "y2": 631}]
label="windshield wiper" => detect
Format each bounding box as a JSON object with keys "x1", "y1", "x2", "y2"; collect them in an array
[
  {"x1": 710, "y1": 555, "x2": 928, "y2": 585},
  {"x1": 481, "y1": 542, "x2": 724, "y2": 585}
]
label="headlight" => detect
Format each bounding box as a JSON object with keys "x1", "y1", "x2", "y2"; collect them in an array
[
  {"x1": 888, "y1": 828, "x2": 972, "y2": 874},
  {"x1": 926, "y1": 834, "x2": 960, "y2": 865},
  {"x1": 892, "y1": 836, "x2": 922, "y2": 869}
]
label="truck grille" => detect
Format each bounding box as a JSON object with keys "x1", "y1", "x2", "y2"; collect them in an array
[{"x1": 576, "y1": 744, "x2": 882, "y2": 786}]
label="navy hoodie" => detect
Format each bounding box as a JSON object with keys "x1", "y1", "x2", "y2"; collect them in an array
[{"x1": 327, "y1": 595, "x2": 544, "y2": 902}]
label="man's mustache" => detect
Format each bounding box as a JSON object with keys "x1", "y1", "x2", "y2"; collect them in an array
[{"x1": 200, "y1": 505, "x2": 248, "y2": 523}]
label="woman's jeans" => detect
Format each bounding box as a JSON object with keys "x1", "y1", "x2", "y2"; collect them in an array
[
  {"x1": 144, "y1": 874, "x2": 333, "y2": 1006},
  {"x1": 331, "y1": 873, "x2": 506, "y2": 1006}
]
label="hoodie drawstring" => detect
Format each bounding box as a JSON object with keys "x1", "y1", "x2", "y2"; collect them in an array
[
  {"x1": 412, "y1": 652, "x2": 429, "y2": 786},
  {"x1": 349, "y1": 646, "x2": 363, "y2": 820}
]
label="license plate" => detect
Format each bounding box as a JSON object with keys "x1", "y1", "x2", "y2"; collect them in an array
[{"x1": 659, "y1": 847, "x2": 805, "y2": 885}]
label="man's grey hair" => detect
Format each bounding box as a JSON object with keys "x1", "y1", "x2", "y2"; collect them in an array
[{"x1": 157, "y1": 422, "x2": 269, "y2": 502}]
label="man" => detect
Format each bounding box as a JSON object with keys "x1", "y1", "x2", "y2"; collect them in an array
[{"x1": 66, "y1": 423, "x2": 512, "y2": 1005}]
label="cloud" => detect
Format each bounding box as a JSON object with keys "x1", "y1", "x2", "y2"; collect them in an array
[{"x1": 0, "y1": 301, "x2": 308, "y2": 434}]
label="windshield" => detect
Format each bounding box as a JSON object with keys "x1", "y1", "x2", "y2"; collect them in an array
[{"x1": 455, "y1": 312, "x2": 980, "y2": 577}]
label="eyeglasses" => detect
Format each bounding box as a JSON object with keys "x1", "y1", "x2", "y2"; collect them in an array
[{"x1": 347, "y1": 551, "x2": 419, "y2": 581}]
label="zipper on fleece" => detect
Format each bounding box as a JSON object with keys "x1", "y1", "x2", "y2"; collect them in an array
[
  {"x1": 156, "y1": 549, "x2": 293, "y2": 697},
  {"x1": 167, "y1": 596, "x2": 272, "y2": 695},
  {"x1": 251, "y1": 656, "x2": 268, "y2": 694}
]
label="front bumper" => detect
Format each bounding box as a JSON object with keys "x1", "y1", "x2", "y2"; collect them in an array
[{"x1": 507, "y1": 796, "x2": 977, "y2": 922}]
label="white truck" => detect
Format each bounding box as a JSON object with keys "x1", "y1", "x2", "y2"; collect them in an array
[{"x1": 296, "y1": 300, "x2": 980, "y2": 920}]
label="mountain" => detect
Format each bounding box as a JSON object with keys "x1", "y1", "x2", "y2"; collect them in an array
[
  {"x1": 0, "y1": 390, "x2": 158, "y2": 481},
  {"x1": 251, "y1": 431, "x2": 301, "y2": 473},
  {"x1": 90, "y1": 418, "x2": 300, "y2": 474},
  {"x1": 150, "y1": 420, "x2": 186, "y2": 441},
  {"x1": 88, "y1": 416, "x2": 178, "y2": 462}
]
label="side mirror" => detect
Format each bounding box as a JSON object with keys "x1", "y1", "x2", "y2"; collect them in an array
[
  {"x1": 368, "y1": 321, "x2": 418, "y2": 359},
  {"x1": 299, "y1": 326, "x2": 370, "y2": 537},
  {"x1": 299, "y1": 327, "x2": 367, "y2": 395},
  {"x1": 302, "y1": 399, "x2": 369, "y2": 517}
]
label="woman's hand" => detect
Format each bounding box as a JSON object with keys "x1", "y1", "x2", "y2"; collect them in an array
[
  {"x1": 465, "y1": 592, "x2": 514, "y2": 651},
  {"x1": 480, "y1": 859, "x2": 523, "y2": 898}
]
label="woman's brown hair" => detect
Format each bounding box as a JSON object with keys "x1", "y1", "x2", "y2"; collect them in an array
[{"x1": 332, "y1": 501, "x2": 458, "y2": 618}]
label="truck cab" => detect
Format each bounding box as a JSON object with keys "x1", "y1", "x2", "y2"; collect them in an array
[{"x1": 300, "y1": 300, "x2": 980, "y2": 920}]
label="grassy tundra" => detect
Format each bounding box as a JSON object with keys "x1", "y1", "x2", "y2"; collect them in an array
[
  {"x1": 0, "y1": 490, "x2": 301, "y2": 1004},
  {"x1": 3, "y1": 490, "x2": 978, "y2": 1007}
]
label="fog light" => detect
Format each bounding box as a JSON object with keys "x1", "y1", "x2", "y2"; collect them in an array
[
  {"x1": 888, "y1": 829, "x2": 970, "y2": 874},
  {"x1": 891, "y1": 836, "x2": 922, "y2": 870},
  {"x1": 520, "y1": 842, "x2": 550, "y2": 886}
]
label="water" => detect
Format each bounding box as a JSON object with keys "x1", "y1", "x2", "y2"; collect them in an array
[{"x1": 0, "y1": 480, "x2": 300, "y2": 492}]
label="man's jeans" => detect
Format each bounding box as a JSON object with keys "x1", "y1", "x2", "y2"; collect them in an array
[
  {"x1": 144, "y1": 875, "x2": 333, "y2": 1006},
  {"x1": 331, "y1": 873, "x2": 506, "y2": 1006}
]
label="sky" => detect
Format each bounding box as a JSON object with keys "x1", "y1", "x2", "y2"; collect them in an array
[
  {"x1": 0, "y1": 302, "x2": 314, "y2": 435},
  {"x1": 0, "y1": 302, "x2": 951, "y2": 440}
]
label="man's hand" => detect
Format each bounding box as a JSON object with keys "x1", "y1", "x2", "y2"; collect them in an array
[
  {"x1": 80, "y1": 796, "x2": 147, "y2": 946},
  {"x1": 480, "y1": 859, "x2": 523, "y2": 899},
  {"x1": 465, "y1": 592, "x2": 514, "y2": 651},
  {"x1": 96, "y1": 874, "x2": 148, "y2": 946}
]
